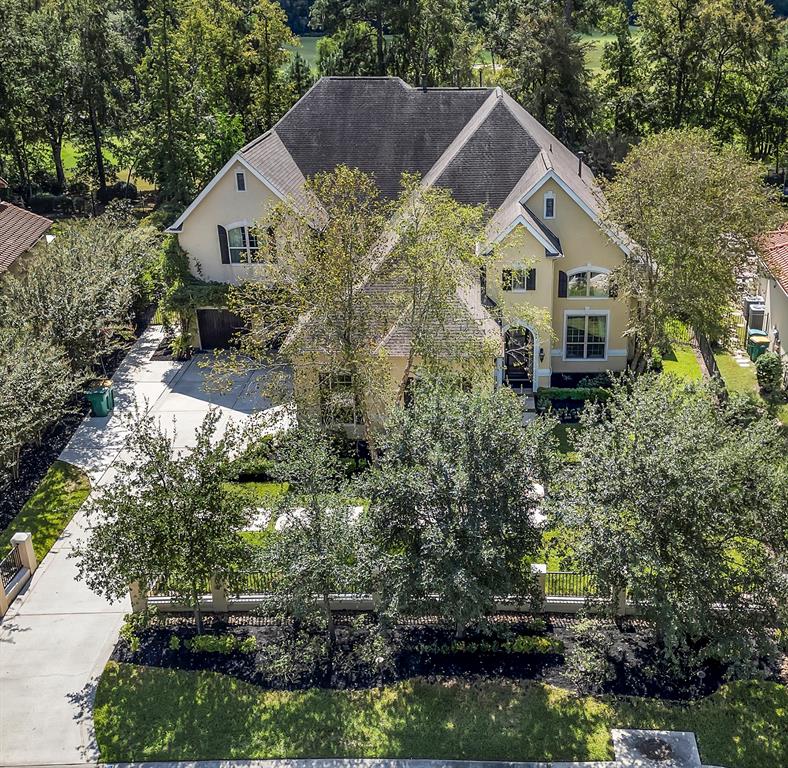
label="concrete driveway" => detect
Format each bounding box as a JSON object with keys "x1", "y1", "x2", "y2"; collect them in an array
[{"x1": 0, "y1": 326, "x2": 280, "y2": 767}]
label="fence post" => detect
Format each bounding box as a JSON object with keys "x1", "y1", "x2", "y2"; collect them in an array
[
  {"x1": 129, "y1": 581, "x2": 147, "y2": 613},
  {"x1": 616, "y1": 587, "x2": 628, "y2": 616},
  {"x1": 211, "y1": 574, "x2": 228, "y2": 613},
  {"x1": 10, "y1": 532, "x2": 37, "y2": 574},
  {"x1": 531, "y1": 563, "x2": 547, "y2": 611}
]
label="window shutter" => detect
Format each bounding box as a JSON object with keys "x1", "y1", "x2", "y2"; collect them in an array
[
  {"x1": 558, "y1": 270, "x2": 568, "y2": 297},
  {"x1": 502, "y1": 268, "x2": 513, "y2": 291},
  {"x1": 218, "y1": 225, "x2": 229, "y2": 264},
  {"x1": 608, "y1": 274, "x2": 618, "y2": 298},
  {"x1": 526, "y1": 268, "x2": 536, "y2": 291}
]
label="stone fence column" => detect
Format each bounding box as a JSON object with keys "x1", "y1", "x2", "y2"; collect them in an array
[
  {"x1": 10, "y1": 532, "x2": 37, "y2": 574},
  {"x1": 531, "y1": 563, "x2": 547, "y2": 611},
  {"x1": 211, "y1": 574, "x2": 228, "y2": 613},
  {"x1": 129, "y1": 581, "x2": 148, "y2": 613}
]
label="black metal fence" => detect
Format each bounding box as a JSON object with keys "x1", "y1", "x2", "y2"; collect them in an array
[
  {"x1": 0, "y1": 546, "x2": 23, "y2": 590},
  {"x1": 544, "y1": 571, "x2": 598, "y2": 598}
]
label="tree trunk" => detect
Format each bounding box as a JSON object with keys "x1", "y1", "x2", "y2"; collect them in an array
[
  {"x1": 50, "y1": 136, "x2": 66, "y2": 190},
  {"x1": 375, "y1": 7, "x2": 385, "y2": 75},
  {"x1": 88, "y1": 97, "x2": 107, "y2": 192}
]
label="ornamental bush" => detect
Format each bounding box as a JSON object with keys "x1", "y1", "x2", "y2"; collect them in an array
[{"x1": 755, "y1": 351, "x2": 783, "y2": 393}]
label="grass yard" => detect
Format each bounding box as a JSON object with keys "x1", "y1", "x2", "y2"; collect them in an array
[
  {"x1": 715, "y1": 350, "x2": 788, "y2": 426},
  {"x1": 0, "y1": 460, "x2": 90, "y2": 563},
  {"x1": 94, "y1": 662, "x2": 787, "y2": 768},
  {"x1": 661, "y1": 321, "x2": 703, "y2": 381}
]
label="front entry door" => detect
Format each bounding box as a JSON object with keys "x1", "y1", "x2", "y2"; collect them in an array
[{"x1": 504, "y1": 327, "x2": 534, "y2": 388}]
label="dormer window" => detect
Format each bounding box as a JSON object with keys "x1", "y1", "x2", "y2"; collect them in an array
[
  {"x1": 235, "y1": 171, "x2": 246, "y2": 191},
  {"x1": 544, "y1": 192, "x2": 555, "y2": 219}
]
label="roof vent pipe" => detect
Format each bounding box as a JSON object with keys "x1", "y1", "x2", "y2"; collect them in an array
[
  {"x1": 577, "y1": 150, "x2": 585, "y2": 178},
  {"x1": 421, "y1": 75, "x2": 427, "y2": 91}
]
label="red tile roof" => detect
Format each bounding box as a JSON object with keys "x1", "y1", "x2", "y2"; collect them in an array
[
  {"x1": 0, "y1": 202, "x2": 53, "y2": 274},
  {"x1": 762, "y1": 224, "x2": 788, "y2": 295}
]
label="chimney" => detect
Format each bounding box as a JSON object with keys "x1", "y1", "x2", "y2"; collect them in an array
[{"x1": 577, "y1": 150, "x2": 585, "y2": 178}]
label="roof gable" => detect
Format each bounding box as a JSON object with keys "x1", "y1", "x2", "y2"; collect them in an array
[{"x1": 433, "y1": 100, "x2": 541, "y2": 210}]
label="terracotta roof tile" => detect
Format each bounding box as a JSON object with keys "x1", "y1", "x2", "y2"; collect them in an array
[
  {"x1": 762, "y1": 224, "x2": 788, "y2": 294},
  {"x1": 0, "y1": 203, "x2": 52, "y2": 273}
]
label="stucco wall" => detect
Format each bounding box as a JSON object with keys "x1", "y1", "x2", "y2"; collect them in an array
[
  {"x1": 177, "y1": 160, "x2": 277, "y2": 284},
  {"x1": 761, "y1": 274, "x2": 788, "y2": 368},
  {"x1": 486, "y1": 178, "x2": 629, "y2": 383}
]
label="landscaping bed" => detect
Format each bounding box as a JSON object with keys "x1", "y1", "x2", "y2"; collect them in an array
[
  {"x1": 0, "y1": 460, "x2": 90, "y2": 560},
  {"x1": 94, "y1": 661, "x2": 787, "y2": 767},
  {"x1": 110, "y1": 613, "x2": 766, "y2": 701}
]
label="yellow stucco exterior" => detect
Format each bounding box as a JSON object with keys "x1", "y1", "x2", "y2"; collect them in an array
[
  {"x1": 176, "y1": 166, "x2": 630, "y2": 397},
  {"x1": 177, "y1": 160, "x2": 276, "y2": 285}
]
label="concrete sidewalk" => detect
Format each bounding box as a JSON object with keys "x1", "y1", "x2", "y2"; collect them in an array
[{"x1": 0, "y1": 327, "x2": 274, "y2": 767}]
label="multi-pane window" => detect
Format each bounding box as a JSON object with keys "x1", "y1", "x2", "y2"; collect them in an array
[
  {"x1": 320, "y1": 372, "x2": 360, "y2": 425},
  {"x1": 565, "y1": 314, "x2": 607, "y2": 359},
  {"x1": 236, "y1": 171, "x2": 246, "y2": 191},
  {"x1": 227, "y1": 225, "x2": 259, "y2": 263},
  {"x1": 502, "y1": 267, "x2": 536, "y2": 291},
  {"x1": 544, "y1": 193, "x2": 555, "y2": 219},
  {"x1": 567, "y1": 269, "x2": 609, "y2": 298}
]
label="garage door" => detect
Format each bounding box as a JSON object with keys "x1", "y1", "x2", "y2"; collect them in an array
[{"x1": 196, "y1": 309, "x2": 245, "y2": 349}]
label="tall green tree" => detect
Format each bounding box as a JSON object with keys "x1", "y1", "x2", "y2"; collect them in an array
[
  {"x1": 259, "y1": 423, "x2": 363, "y2": 650},
  {"x1": 362, "y1": 380, "x2": 557, "y2": 636},
  {"x1": 603, "y1": 128, "x2": 779, "y2": 363},
  {"x1": 317, "y1": 21, "x2": 379, "y2": 76},
  {"x1": 596, "y1": 2, "x2": 645, "y2": 137},
  {"x1": 310, "y1": 0, "x2": 398, "y2": 75},
  {"x1": 245, "y1": 0, "x2": 299, "y2": 134},
  {"x1": 68, "y1": 0, "x2": 136, "y2": 194},
  {"x1": 503, "y1": 0, "x2": 594, "y2": 145},
  {"x1": 0, "y1": 207, "x2": 157, "y2": 375},
  {"x1": 74, "y1": 409, "x2": 260, "y2": 632},
  {"x1": 551, "y1": 375, "x2": 788, "y2": 673}
]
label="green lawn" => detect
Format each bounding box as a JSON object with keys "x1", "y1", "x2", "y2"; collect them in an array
[
  {"x1": 661, "y1": 321, "x2": 703, "y2": 381},
  {"x1": 0, "y1": 460, "x2": 91, "y2": 563},
  {"x1": 94, "y1": 662, "x2": 786, "y2": 768},
  {"x1": 715, "y1": 350, "x2": 788, "y2": 426}
]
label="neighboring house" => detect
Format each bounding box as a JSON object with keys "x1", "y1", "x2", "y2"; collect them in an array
[
  {"x1": 0, "y1": 201, "x2": 53, "y2": 277},
  {"x1": 167, "y1": 77, "x2": 630, "y2": 394},
  {"x1": 759, "y1": 224, "x2": 788, "y2": 376}
]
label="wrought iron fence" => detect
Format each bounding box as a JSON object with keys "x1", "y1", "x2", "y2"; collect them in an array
[
  {"x1": 0, "y1": 546, "x2": 23, "y2": 590},
  {"x1": 544, "y1": 571, "x2": 597, "y2": 598}
]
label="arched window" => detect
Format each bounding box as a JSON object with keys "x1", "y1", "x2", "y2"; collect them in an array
[
  {"x1": 226, "y1": 222, "x2": 260, "y2": 264},
  {"x1": 566, "y1": 267, "x2": 610, "y2": 298}
]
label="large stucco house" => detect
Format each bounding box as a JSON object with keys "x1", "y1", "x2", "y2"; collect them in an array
[{"x1": 167, "y1": 76, "x2": 631, "y2": 395}]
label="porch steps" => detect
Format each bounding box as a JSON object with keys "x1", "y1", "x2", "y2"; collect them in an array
[{"x1": 521, "y1": 392, "x2": 537, "y2": 425}]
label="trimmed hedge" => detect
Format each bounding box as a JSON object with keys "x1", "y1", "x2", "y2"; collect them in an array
[{"x1": 536, "y1": 387, "x2": 610, "y2": 408}]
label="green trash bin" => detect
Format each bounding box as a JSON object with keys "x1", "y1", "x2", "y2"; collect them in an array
[
  {"x1": 747, "y1": 331, "x2": 770, "y2": 362},
  {"x1": 85, "y1": 385, "x2": 112, "y2": 417}
]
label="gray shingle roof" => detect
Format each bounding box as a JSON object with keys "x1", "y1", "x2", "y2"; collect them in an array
[
  {"x1": 274, "y1": 77, "x2": 493, "y2": 199},
  {"x1": 433, "y1": 101, "x2": 541, "y2": 210}
]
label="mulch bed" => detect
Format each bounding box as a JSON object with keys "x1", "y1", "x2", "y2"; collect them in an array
[
  {"x1": 110, "y1": 612, "x2": 754, "y2": 699},
  {"x1": 0, "y1": 309, "x2": 153, "y2": 530}
]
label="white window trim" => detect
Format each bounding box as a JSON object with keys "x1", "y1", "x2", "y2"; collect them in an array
[
  {"x1": 562, "y1": 309, "x2": 610, "y2": 362},
  {"x1": 543, "y1": 191, "x2": 555, "y2": 220},
  {"x1": 235, "y1": 171, "x2": 246, "y2": 191},
  {"x1": 566, "y1": 265, "x2": 611, "y2": 300},
  {"x1": 509, "y1": 266, "x2": 535, "y2": 293},
  {"x1": 225, "y1": 219, "x2": 258, "y2": 265}
]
